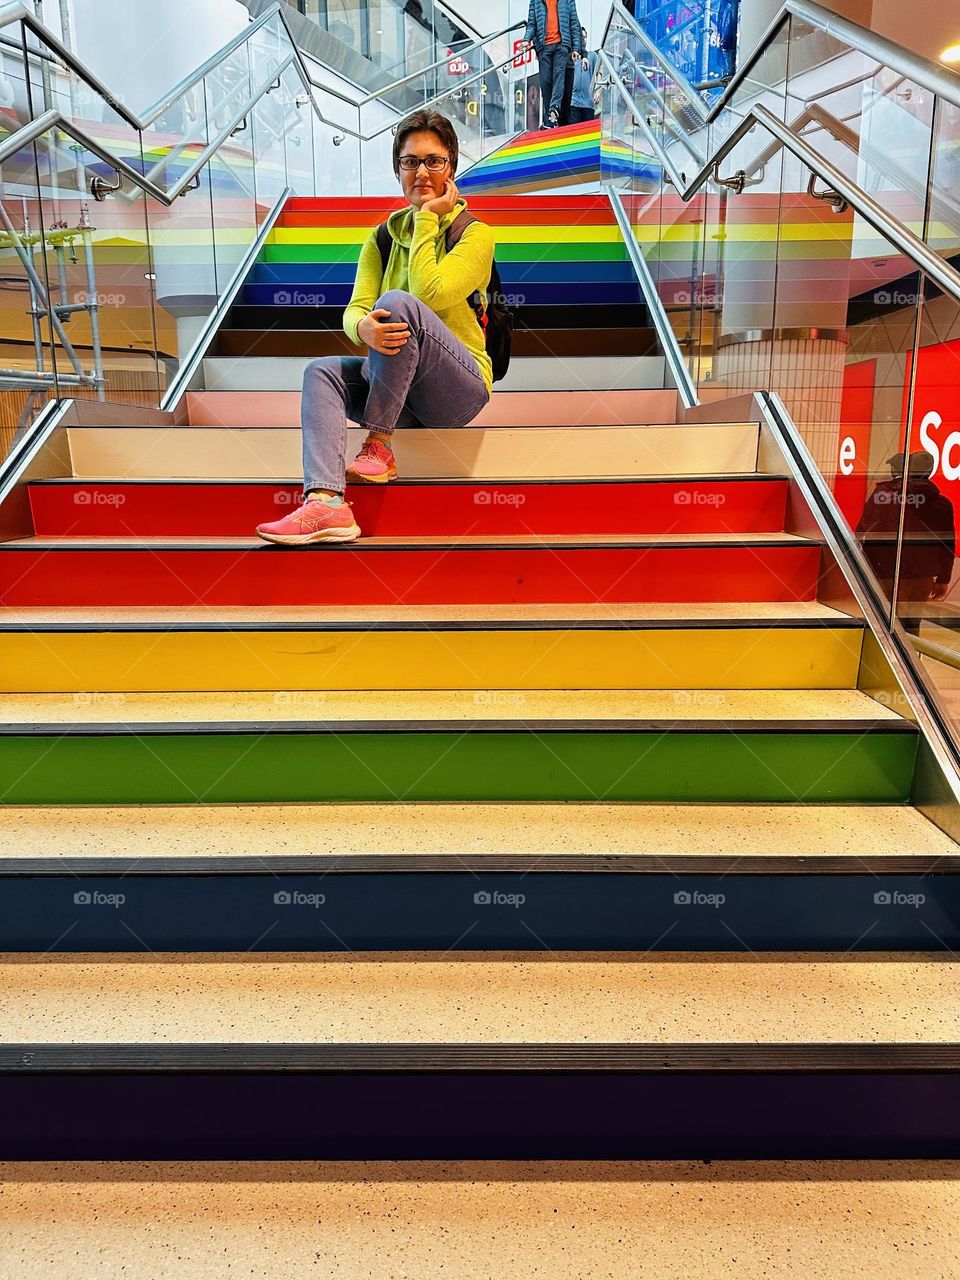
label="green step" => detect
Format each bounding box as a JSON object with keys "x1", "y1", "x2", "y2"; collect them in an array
[
  {"x1": 0, "y1": 727, "x2": 918, "y2": 805},
  {"x1": 261, "y1": 241, "x2": 632, "y2": 264}
]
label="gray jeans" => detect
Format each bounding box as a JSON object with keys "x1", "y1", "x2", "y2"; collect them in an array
[
  {"x1": 301, "y1": 288, "x2": 490, "y2": 494},
  {"x1": 538, "y1": 44, "x2": 569, "y2": 120}
]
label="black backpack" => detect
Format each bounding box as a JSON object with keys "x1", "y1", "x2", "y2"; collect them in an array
[{"x1": 375, "y1": 210, "x2": 513, "y2": 382}]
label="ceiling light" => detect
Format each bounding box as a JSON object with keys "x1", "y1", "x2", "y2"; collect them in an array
[{"x1": 941, "y1": 43, "x2": 960, "y2": 63}]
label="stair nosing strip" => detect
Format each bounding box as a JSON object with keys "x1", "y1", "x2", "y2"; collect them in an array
[
  {"x1": 29, "y1": 474, "x2": 787, "y2": 487},
  {"x1": 0, "y1": 536, "x2": 821, "y2": 552},
  {"x1": 0, "y1": 617, "x2": 862, "y2": 633},
  {"x1": 0, "y1": 853, "x2": 955, "y2": 875},
  {"x1": 0, "y1": 718, "x2": 917, "y2": 737},
  {"x1": 3, "y1": 1043, "x2": 960, "y2": 1072}
]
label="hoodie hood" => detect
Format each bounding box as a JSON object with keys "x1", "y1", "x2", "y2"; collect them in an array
[{"x1": 386, "y1": 196, "x2": 468, "y2": 246}]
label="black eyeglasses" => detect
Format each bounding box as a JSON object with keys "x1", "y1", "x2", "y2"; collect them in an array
[{"x1": 398, "y1": 155, "x2": 450, "y2": 172}]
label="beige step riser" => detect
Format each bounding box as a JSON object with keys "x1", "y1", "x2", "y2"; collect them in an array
[
  {"x1": 65, "y1": 425, "x2": 760, "y2": 480},
  {"x1": 201, "y1": 355, "x2": 669, "y2": 394},
  {"x1": 185, "y1": 389, "x2": 680, "y2": 429}
]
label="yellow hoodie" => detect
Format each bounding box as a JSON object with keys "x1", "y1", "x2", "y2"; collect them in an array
[{"x1": 341, "y1": 198, "x2": 495, "y2": 396}]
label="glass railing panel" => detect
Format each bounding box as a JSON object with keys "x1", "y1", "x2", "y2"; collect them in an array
[
  {"x1": 606, "y1": 16, "x2": 705, "y2": 145},
  {"x1": 765, "y1": 174, "x2": 923, "y2": 620},
  {"x1": 0, "y1": 121, "x2": 58, "y2": 465},
  {"x1": 689, "y1": 31, "x2": 789, "y2": 401},
  {"x1": 280, "y1": 66, "x2": 316, "y2": 196},
  {"x1": 600, "y1": 64, "x2": 636, "y2": 188},
  {"x1": 367, "y1": 27, "x2": 520, "y2": 143},
  {"x1": 926, "y1": 97, "x2": 960, "y2": 273},
  {"x1": 249, "y1": 73, "x2": 290, "y2": 208},
  {"x1": 783, "y1": 16, "x2": 934, "y2": 243},
  {"x1": 201, "y1": 36, "x2": 258, "y2": 297},
  {"x1": 143, "y1": 159, "x2": 218, "y2": 401},
  {"x1": 432, "y1": 82, "x2": 484, "y2": 174},
  {"x1": 633, "y1": 0, "x2": 736, "y2": 96},
  {"x1": 892, "y1": 282, "x2": 960, "y2": 658},
  {"x1": 31, "y1": 122, "x2": 164, "y2": 413},
  {"x1": 316, "y1": 131, "x2": 360, "y2": 198}
]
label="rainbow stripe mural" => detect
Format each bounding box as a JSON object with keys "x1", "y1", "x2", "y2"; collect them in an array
[
  {"x1": 457, "y1": 117, "x2": 659, "y2": 194},
  {"x1": 460, "y1": 119, "x2": 589, "y2": 193}
]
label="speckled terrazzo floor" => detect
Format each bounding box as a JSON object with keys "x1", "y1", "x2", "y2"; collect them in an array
[
  {"x1": 0, "y1": 688, "x2": 899, "y2": 724},
  {"x1": 0, "y1": 803, "x2": 954, "y2": 857},
  {"x1": 0, "y1": 953, "x2": 957, "y2": 1043},
  {"x1": 0, "y1": 1160, "x2": 958, "y2": 1280}
]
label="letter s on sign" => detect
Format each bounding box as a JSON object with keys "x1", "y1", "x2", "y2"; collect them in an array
[
  {"x1": 919, "y1": 410, "x2": 942, "y2": 473},
  {"x1": 838, "y1": 436, "x2": 855, "y2": 476}
]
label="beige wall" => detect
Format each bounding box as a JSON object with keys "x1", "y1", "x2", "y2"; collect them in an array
[
  {"x1": 738, "y1": 0, "x2": 960, "y2": 65},
  {"x1": 866, "y1": 0, "x2": 960, "y2": 63}
]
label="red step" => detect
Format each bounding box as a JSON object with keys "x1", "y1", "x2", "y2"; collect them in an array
[
  {"x1": 0, "y1": 540, "x2": 820, "y2": 606},
  {"x1": 27, "y1": 479, "x2": 790, "y2": 538},
  {"x1": 283, "y1": 195, "x2": 614, "y2": 212},
  {"x1": 278, "y1": 207, "x2": 618, "y2": 228}
]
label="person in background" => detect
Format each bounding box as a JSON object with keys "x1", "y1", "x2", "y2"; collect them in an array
[
  {"x1": 714, "y1": 0, "x2": 738, "y2": 78},
  {"x1": 518, "y1": 0, "x2": 584, "y2": 129},
  {"x1": 568, "y1": 29, "x2": 598, "y2": 123}
]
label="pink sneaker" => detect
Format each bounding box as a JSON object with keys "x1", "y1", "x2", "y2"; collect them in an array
[
  {"x1": 256, "y1": 496, "x2": 360, "y2": 545},
  {"x1": 346, "y1": 436, "x2": 397, "y2": 484}
]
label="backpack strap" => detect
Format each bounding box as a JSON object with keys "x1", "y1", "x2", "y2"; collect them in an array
[
  {"x1": 443, "y1": 207, "x2": 477, "y2": 252},
  {"x1": 375, "y1": 222, "x2": 391, "y2": 275},
  {"x1": 444, "y1": 209, "x2": 489, "y2": 328}
]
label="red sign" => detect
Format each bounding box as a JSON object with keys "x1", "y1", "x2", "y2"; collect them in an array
[
  {"x1": 448, "y1": 55, "x2": 470, "y2": 74},
  {"x1": 903, "y1": 336, "x2": 960, "y2": 528},
  {"x1": 512, "y1": 39, "x2": 532, "y2": 68}
]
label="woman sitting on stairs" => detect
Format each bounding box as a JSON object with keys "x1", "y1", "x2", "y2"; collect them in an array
[{"x1": 257, "y1": 109, "x2": 495, "y2": 545}]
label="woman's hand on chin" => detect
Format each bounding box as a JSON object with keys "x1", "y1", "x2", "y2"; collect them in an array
[{"x1": 420, "y1": 178, "x2": 459, "y2": 218}]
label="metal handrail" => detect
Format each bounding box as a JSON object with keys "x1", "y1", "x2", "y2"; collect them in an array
[
  {"x1": 604, "y1": 183, "x2": 698, "y2": 408},
  {"x1": 160, "y1": 185, "x2": 292, "y2": 412},
  {"x1": 913, "y1": 636, "x2": 960, "y2": 674},
  {"x1": 756, "y1": 392, "x2": 960, "y2": 811}
]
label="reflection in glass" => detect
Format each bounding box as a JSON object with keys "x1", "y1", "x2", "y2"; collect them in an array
[{"x1": 856, "y1": 450, "x2": 955, "y2": 604}]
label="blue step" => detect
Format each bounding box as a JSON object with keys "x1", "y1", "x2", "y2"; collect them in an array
[{"x1": 251, "y1": 260, "x2": 640, "y2": 286}]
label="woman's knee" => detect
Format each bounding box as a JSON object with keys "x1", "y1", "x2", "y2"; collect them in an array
[
  {"x1": 303, "y1": 355, "x2": 337, "y2": 379},
  {"x1": 375, "y1": 288, "x2": 419, "y2": 314},
  {"x1": 302, "y1": 356, "x2": 344, "y2": 395}
]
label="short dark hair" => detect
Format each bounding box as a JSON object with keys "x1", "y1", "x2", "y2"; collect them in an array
[{"x1": 393, "y1": 109, "x2": 459, "y2": 178}]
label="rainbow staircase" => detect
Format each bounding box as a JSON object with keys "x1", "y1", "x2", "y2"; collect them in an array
[
  {"x1": 457, "y1": 118, "x2": 604, "y2": 193},
  {"x1": 221, "y1": 192, "x2": 659, "y2": 371},
  {"x1": 1, "y1": 193, "x2": 959, "y2": 1160}
]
